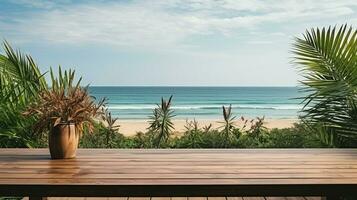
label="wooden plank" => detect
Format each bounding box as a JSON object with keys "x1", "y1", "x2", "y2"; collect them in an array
[
  {"x1": 3, "y1": 173, "x2": 357, "y2": 179},
  {"x1": 128, "y1": 198, "x2": 150, "y2": 200},
  {"x1": 171, "y1": 198, "x2": 188, "y2": 200},
  {"x1": 188, "y1": 198, "x2": 207, "y2": 200},
  {"x1": 207, "y1": 198, "x2": 226, "y2": 200},
  {"x1": 5, "y1": 168, "x2": 357, "y2": 174},
  {"x1": 107, "y1": 198, "x2": 128, "y2": 200},
  {"x1": 242, "y1": 198, "x2": 265, "y2": 200},
  {"x1": 3, "y1": 165, "x2": 357, "y2": 170},
  {"x1": 2, "y1": 178, "x2": 357, "y2": 185},
  {"x1": 151, "y1": 198, "x2": 171, "y2": 200}
]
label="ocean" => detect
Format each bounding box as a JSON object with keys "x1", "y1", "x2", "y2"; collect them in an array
[{"x1": 89, "y1": 87, "x2": 302, "y2": 120}]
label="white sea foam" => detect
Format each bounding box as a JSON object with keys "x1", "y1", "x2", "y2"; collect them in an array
[{"x1": 107, "y1": 104, "x2": 303, "y2": 110}]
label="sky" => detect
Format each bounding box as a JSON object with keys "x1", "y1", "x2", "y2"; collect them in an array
[{"x1": 0, "y1": 0, "x2": 356, "y2": 86}]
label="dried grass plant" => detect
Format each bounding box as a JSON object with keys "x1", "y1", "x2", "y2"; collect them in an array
[{"x1": 24, "y1": 67, "x2": 105, "y2": 135}]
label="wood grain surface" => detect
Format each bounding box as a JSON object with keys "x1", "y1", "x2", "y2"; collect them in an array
[{"x1": 1, "y1": 149, "x2": 356, "y2": 197}]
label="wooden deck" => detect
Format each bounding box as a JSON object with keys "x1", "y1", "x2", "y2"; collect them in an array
[{"x1": 2, "y1": 149, "x2": 357, "y2": 199}]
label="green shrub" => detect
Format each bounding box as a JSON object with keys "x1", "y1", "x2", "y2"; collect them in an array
[
  {"x1": 175, "y1": 120, "x2": 205, "y2": 148},
  {"x1": 79, "y1": 119, "x2": 329, "y2": 149},
  {"x1": 80, "y1": 122, "x2": 125, "y2": 148},
  {"x1": 261, "y1": 127, "x2": 324, "y2": 148}
]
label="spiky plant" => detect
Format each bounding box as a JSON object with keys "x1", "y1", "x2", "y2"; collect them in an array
[
  {"x1": 101, "y1": 107, "x2": 120, "y2": 148},
  {"x1": 24, "y1": 67, "x2": 105, "y2": 136},
  {"x1": 202, "y1": 123, "x2": 212, "y2": 134},
  {"x1": 0, "y1": 41, "x2": 47, "y2": 147},
  {"x1": 219, "y1": 105, "x2": 237, "y2": 147},
  {"x1": 148, "y1": 95, "x2": 175, "y2": 147},
  {"x1": 148, "y1": 108, "x2": 161, "y2": 132},
  {"x1": 183, "y1": 119, "x2": 204, "y2": 148},
  {"x1": 184, "y1": 119, "x2": 199, "y2": 131},
  {"x1": 293, "y1": 24, "x2": 357, "y2": 146}
]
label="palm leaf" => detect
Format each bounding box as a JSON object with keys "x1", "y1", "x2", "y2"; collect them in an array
[{"x1": 293, "y1": 24, "x2": 357, "y2": 145}]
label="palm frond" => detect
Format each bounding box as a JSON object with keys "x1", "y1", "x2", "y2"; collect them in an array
[
  {"x1": 0, "y1": 41, "x2": 47, "y2": 147},
  {"x1": 293, "y1": 24, "x2": 357, "y2": 145}
]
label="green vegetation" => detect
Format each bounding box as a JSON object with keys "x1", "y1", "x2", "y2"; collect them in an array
[
  {"x1": 100, "y1": 107, "x2": 121, "y2": 148},
  {"x1": 0, "y1": 41, "x2": 47, "y2": 147},
  {"x1": 293, "y1": 24, "x2": 357, "y2": 147},
  {"x1": 78, "y1": 119, "x2": 327, "y2": 149},
  {"x1": 0, "y1": 24, "x2": 356, "y2": 149},
  {"x1": 218, "y1": 105, "x2": 241, "y2": 147},
  {"x1": 147, "y1": 95, "x2": 175, "y2": 147}
]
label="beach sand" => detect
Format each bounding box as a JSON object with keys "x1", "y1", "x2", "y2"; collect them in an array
[{"x1": 116, "y1": 118, "x2": 298, "y2": 136}]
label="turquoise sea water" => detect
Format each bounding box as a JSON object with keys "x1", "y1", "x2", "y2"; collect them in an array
[{"x1": 89, "y1": 87, "x2": 302, "y2": 120}]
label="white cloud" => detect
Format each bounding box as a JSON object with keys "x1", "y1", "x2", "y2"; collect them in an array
[{"x1": 1, "y1": 0, "x2": 356, "y2": 47}]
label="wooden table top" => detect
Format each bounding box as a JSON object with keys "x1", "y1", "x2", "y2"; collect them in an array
[{"x1": 1, "y1": 149, "x2": 357, "y2": 197}]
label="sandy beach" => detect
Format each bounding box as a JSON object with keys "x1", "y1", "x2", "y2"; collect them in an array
[{"x1": 116, "y1": 118, "x2": 298, "y2": 136}]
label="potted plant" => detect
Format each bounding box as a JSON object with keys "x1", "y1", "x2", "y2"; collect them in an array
[{"x1": 24, "y1": 68, "x2": 104, "y2": 159}]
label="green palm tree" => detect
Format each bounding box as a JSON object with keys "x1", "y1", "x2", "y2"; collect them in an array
[
  {"x1": 0, "y1": 41, "x2": 47, "y2": 103},
  {"x1": 293, "y1": 24, "x2": 357, "y2": 146},
  {"x1": 0, "y1": 41, "x2": 47, "y2": 147}
]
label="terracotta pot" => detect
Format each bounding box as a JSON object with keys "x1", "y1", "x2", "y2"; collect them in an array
[{"x1": 49, "y1": 123, "x2": 79, "y2": 159}]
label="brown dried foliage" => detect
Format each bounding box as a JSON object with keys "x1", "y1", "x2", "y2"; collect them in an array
[{"x1": 23, "y1": 68, "x2": 105, "y2": 135}]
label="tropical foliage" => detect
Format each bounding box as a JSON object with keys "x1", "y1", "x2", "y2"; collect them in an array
[
  {"x1": 78, "y1": 115, "x2": 326, "y2": 149},
  {"x1": 218, "y1": 105, "x2": 241, "y2": 147},
  {"x1": 23, "y1": 67, "x2": 105, "y2": 136},
  {"x1": 0, "y1": 41, "x2": 47, "y2": 147},
  {"x1": 100, "y1": 107, "x2": 120, "y2": 148},
  {"x1": 147, "y1": 95, "x2": 175, "y2": 147},
  {"x1": 293, "y1": 24, "x2": 357, "y2": 146},
  {"x1": 181, "y1": 119, "x2": 205, "y2": 148}
]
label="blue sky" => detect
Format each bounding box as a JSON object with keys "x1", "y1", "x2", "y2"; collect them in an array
[{"x1": 0, "y1": 0, "x2": 356, "y2": 86}]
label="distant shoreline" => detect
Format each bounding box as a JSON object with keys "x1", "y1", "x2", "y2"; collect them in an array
[{"x1": 115, "y1": 118, "x2": 298, "y2": 136}]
